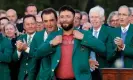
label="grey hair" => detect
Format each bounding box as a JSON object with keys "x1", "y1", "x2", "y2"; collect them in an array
[
  {"x1": 129, "y1": 7, "x2": 133, "y2": 13},
  {"x1": 89, "y1": 5, "x2": 105, "y2": 21},
  {"x1": 0, "y1": 10, "x2": 6, "y2": 17},
  {"x1": 4, "y1": 22, "x2": 19, "y2": 36},
  {"x1": 0, "y1": 9, "x2": 6, "y2": 14},
  {"x1": 118, "y1": 5, "x2": 132, "y2": 16},
  {"x1": 6, "y1": 9, "x2": 17, "y2": 15},
  {"x1": 81, "y1": 11, "x2": 88, "y2": 16},
  {"x1": 107, "y1": 11, "x2": 118, "y2": 26}
]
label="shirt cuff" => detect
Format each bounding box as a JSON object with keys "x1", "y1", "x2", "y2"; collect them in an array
[
  {"x1": 122, "y1": 44, "x2": 125, "y2": 50},
  {"x1": 25, "y1": 47, "x2": 30, "y2": 53},
  {"x1": 17, "y1": 50, "x2": 21, "y2": 58}
]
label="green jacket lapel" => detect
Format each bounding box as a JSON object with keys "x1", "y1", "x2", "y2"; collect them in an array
[
  {"x1": 72, "y1": 29, "x2": 81, "y2": 55},
  {"x1": 98, "y1": 25, "x2": 104, "y2": 40},
  {"x1": 125, "y1": 24, "x2": 133, "y2": 44}
]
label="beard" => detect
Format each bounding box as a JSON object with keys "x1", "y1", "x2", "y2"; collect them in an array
[{"x1": 61, "y1": 23, "x2": 73, "y2": 31}]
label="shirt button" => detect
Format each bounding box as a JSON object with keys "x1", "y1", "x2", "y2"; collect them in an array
[
  {"x1": 57, "y1": 60, "x2": 60, "y2": 62},
  {"x1": 26, "y1": 63, "x2": 28, "y2": 65},
  {"x1": 84, "y1": 41, "x2": 87, "y2": 43},
  {"x1": 52, "y1": 69, "x2": 54, "y2": 72},
  {"x1": 26, "y1": 71, "x2": 28, "y2": 74}
]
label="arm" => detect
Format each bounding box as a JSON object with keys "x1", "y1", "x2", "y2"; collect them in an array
[
  {"x1": 123, "y1": 43, "x2": 133, "y2": 57},
  {"x1": 35, "y1": 41, "x2": 55, "y2": 58},
  {"x1": 106, "y1": 34, "x2": 120, "y2": 61},
  {"x1": 81, "y1": 31, "x2": 106, "y2": 53},
  {"x1": 35, "y1": 32, "x2": 57, "y2": 58},
  {"x1": 0, "y1": 38, "x2": 13, "y2": 63}
]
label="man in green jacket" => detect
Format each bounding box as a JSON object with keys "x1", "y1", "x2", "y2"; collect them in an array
[
  {"x1": 32, "y1": 8, "x2": 59, "y2": 80},
  {"x1": 13, "y1": 15, "x2": 37, "y2": 80},
  {"x1": 0, "y1": 33, "x2": 13, "y2": 80},
  {"x1": 36, "y1": 5, "x2": 105, "y2": 80},
  {"x1": 107, "y1": 5, "x2": 133, "y2": 68},
  {"x1": 88, "y1": 5, "x2": 110, "y2": 80}
]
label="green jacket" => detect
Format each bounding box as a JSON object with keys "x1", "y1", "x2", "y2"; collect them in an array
[
  {"x1": 35, "y1": 29, "x2": 106, "y2": 80},
  {"x1": 32, "y1": 29, "x2": 51, "y2": 80},
  {"x1": 0, "y1": 34, "x2": 13, "y2": 80},
  {"x1": 90, "y1": 25, "x2": 110, "y2": 68},
  {"x1": 13, "y1": 34, "x2": 37, "y2": 80},
  {"x1": 107, "y1": 24, "x2": 133, "y2": 68}
]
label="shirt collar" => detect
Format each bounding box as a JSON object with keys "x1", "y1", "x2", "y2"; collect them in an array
[
  {"x1": 93, "y1": 26, "x2": 102, "y2": 33},
  {"x1": 44, "y1": 27, "x2": 60, "y2": 41},
  {"x1": 121, "y1": 23, "x2": 130, "y2": 33},
  {"x1": 27, "y1": 32, "x2": 35, "y2": 38}
]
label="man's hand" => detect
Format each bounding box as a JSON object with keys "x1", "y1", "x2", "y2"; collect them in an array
[
  {"x1": 50, "y1": 35, "x2": 62, "y2": 46},
  {"x1": 73, "y1": 30, "x2": 84, "y2": 40},
  {"x1": 16, "y1": 40, "x2": 23, "y2": 52},
  {"x1": 114, "y1": 37, "x2": 124, "y2": 51},
  {"x1": 89, "y1": 59, "x2": 99, "y2": 70},
  {"x1": 22, "y1": 41, "x2": 28, "y2": 51}
]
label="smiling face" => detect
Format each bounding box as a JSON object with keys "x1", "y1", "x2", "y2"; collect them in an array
[
  {"x1": 89, "y1": 12, "x2": 103, "y2": 29},
  {"x1": 24, "y1": 17, "x2": 36, "y2": 35},
  {"x1": 42, "y1": 13, "x2": 57, "y2": 33},
  {"x1": 4, "y1": 24, "x2": 16, "y2": 38},
  {"x1": 59, "y1": 10, "x2": 74, "y2": 31}
]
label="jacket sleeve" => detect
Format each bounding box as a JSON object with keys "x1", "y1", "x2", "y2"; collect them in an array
[
  {"x1": 123, "y1": 40, "x2": 133, "y2": 57},
  {"x1": 0, "y1": 38, "x2": 13, "y2": 63},
  {"x1": 106, "y1": 34, "x2": 121, "y2": 61},
  {"x1": 81, "y1": 30, "x2": 106, "y2": 54},
  {"x1": 35, "y1": 33, "x2": 56, "y2": 58}
]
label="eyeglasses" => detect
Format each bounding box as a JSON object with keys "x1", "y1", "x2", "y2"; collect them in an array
[{"x1": 110, "y1": 19, "x2": 119, "y2": 22}]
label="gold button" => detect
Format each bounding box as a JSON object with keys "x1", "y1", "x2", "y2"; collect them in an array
[
  {"x1": 26, "y1": 63, "x2": 28, "y2": 65},
  {"x1": 57, "y1": 60, "x2": 60, "y2": 62},
  {"x1": 52, "y1": 69, "x2": 54, "y2": 72}
]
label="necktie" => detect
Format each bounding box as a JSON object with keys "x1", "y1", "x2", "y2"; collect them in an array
[
  {"x1": 27, "y1": 35, "x2": 32, "y2": 46},
  {"x1": 123, "y1": 28, "x2": 127, "y2": 33},
  {"x1": 90, "y1": 30, "x2": 98, "y2": 71},
  {"x1": 93, "y1": 30, "x2": 98, "y2": 38},
  {"x1": 90, "y1": 31, "x2": 98, "y2": 60}
]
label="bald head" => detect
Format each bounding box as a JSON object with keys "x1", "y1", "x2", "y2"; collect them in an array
[{"x1": 6, "y1": 9, "x2": 17, "y2": 23}]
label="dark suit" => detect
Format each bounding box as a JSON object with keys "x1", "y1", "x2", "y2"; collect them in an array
[{"x1": 16, "y1": 23, "x2": 24, "y2": 32}]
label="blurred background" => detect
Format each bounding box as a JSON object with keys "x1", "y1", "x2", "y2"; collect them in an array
[{"x1": 1, "y1": 0, "x2": 133, "y2": 18}]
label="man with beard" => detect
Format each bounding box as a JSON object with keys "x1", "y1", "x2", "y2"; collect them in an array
[{"x1": 35, "y1": 5, "x2": 105, "y2": 80}]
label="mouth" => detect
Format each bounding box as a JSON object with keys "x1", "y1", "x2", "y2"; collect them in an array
[{"x1": 47, "y1": 26, "x2": 53, "y2": 29}]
